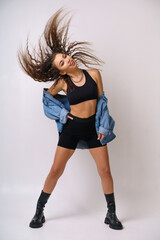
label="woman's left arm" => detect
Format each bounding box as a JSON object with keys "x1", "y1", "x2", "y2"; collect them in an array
[
  {"x1": 94, "y1": 69, "x2": 103, "y2": 98},
  {"x1": 94, "y1": 69, "x2": 107, "y2": 141}
]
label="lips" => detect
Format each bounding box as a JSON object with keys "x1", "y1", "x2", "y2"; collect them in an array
[{"x1": 70, "y1": 60, "x2": 75, "y2": 66}]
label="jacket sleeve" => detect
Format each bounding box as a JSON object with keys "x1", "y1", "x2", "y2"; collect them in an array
[
  {"x1": 42, "y1": 97, "x2": 69, "y2": 124},
  {"x1": 98, "y1": 95, "x2": 113, "y2": 136}
]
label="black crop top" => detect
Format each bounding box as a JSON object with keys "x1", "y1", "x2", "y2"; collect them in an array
[{"x1": 67, "y1": 69, "x2": 98, "y2": 105}]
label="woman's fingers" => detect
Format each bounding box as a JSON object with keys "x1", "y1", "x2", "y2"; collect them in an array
[
  {"x1": 97, "y1": 133, "x2": 101, "y2": 140},
  {"x1": 97, "y1": 133, "x2": 106, "y2": 140},
  {"x1": 67, "y1": 114, "x2": 73, "y2": 120}
]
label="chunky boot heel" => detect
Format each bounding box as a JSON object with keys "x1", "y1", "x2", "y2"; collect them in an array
[{"x1": 29, "y1": 190, "x2": 51, "y2": 228}]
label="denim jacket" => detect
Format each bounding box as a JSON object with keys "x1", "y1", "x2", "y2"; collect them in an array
[{"x1": 42, "y1": 88, "x2": 116, "y2": 149}]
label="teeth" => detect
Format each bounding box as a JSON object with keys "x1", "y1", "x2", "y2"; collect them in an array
[{"x1": 71, "y1": 60, "x2": 73, "y2": 66}]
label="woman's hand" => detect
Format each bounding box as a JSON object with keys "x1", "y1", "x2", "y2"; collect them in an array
[
  {"x1": 67, "y1": 113, "x2": 73, "y2": 120},
  {"x1": 97, "y1": 133, "x2": 106, "y2": 140}
]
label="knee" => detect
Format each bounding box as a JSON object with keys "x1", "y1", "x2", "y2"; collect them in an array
[
  {"x1": 98, "y1": 167, "x2": 112, "y2": 179},
  {"x1": 49, "y1": 167, "x2": 64, "y2": 179}
]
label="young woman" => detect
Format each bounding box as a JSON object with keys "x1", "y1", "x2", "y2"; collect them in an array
[{"x1": 17, "y1": 7, "x2": 123, "y2": 230}]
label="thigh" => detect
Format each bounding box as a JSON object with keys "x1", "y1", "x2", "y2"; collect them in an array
[
  {"x1": 57, "y1": 119, "x2": 79, "y2": 150},
  {"x1": 49, "y1": 145, "x2": 75, "y2": 175},
  {"x1": 58, "y1": 133, "x2": 79, "y2": 150},
  {"x1": 85, "y1": 126, "x2": 107, "y2": 149},
  {"x1": 89, "y1": 144, "x2": 111, "y2": 173}
]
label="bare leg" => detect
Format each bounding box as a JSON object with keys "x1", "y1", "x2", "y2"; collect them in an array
[
  {"x1": 89, "y1": 145, "x2": 123, "y2": 230},
  {"x1": 43, "y1": 146, "x2": 75, "y2": 194},
  {"x1": 89, "y1": 145, "x2": 114, "y2": 194},
  {"x1": 29, "y1": 146, "x2": 75, "y2": 228}
]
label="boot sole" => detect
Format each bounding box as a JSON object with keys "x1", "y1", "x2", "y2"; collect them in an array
[
  {"x1": 29, "y1": 215, "x2": 45, "y2": 228},
  {"x1": 104, "y1": 217, "x2": 123, "y2": 230}
]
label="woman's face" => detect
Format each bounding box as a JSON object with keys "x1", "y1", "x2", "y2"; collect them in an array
[{"x1": 53, "y1": 53, "x2": 76, "y2": 75}]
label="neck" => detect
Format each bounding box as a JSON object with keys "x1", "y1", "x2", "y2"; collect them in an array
[{"x1": 67, "y1": 68, "x2": 83, "y2": 80}]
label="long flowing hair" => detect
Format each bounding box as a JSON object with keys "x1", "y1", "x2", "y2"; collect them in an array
[{"x1": 17, "y1": 7, "x2": 105, "y2": 91}]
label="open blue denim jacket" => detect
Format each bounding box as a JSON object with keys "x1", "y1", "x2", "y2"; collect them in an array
[{"x1": 42, "y1": 88, "x2": 116, "y2": 149}]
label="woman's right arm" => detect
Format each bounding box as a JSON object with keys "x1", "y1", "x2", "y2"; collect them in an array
[
  {"x1": 46, "y1": 79, "x2": 73, "y2": 120},
  {"x1": 47, "y1": 78, "x2": 64, "y2": 96}
]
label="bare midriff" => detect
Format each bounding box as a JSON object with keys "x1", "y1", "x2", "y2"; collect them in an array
[{"x1": 69, "y1": 99, "x2": 97, "y2": 118}]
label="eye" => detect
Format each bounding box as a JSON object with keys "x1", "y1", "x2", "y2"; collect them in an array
[{"x1": 61, "y1": 54, "x2": 67, "y2": 66}]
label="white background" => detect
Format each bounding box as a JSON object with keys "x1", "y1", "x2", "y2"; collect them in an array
[{"x1": 1, "y1": 0, "x2": 160, "y2": 239}]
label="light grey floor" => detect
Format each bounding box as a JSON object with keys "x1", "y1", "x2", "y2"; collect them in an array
[{"x1": 1, "y1": 191, "x2": 160, "y2": 240}]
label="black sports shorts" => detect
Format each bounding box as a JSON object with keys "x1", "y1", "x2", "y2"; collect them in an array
[{"x1": 57, "y1": 113, "x2": 107, "y2": 150}]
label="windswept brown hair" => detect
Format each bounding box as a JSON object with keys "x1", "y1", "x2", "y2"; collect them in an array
[{"x1": 17, "y1": 7, "x2": 105, "y2": 91}]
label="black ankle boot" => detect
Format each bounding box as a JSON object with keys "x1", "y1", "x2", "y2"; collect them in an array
[
  {"x1": 104, "y1": 211, "x2": 123, "y2": 230},
  {"x1": 29, "y1": 190, "x2": 51, "y2": 228},
  {"x1": 104, "y1": 193, "x2": 123, "y2": 230}
]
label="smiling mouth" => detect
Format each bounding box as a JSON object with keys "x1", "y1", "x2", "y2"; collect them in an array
[{"x1": 70, "y1": 60, "x2": 75, "y2": 66}]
